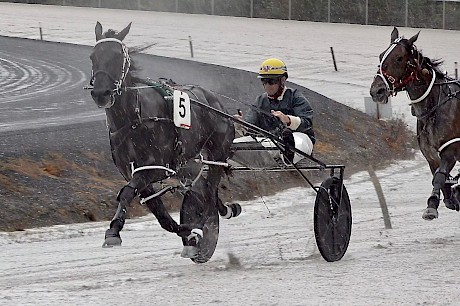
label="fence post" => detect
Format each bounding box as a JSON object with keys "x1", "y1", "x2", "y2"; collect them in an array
[
  {"x1": 330, "y1": 47, "x2": 337, "y2": 71},
  {"x1": 328, "y1": 0, "x2": 331, "y2": 23},
  {"x1": 288, "y1": 0, "x2": 291, "y2": 20},
  {"x1": 405, "y1": 0, "x2": 408, "y2": 27},
  {"x1": 189, "y1": 36, "x2": 194, "y2": 58},
  {"x1": 211, "y1": 0, "x2": 214, "y2": 15},
  {"x1": 455, "y1": 61, "x2": 458, "y2": 79},
  {"x1": 443, "y1": 0, "x2": 446, "y2": 29},
  {"x1": 368, "y1": 165, "x2": 392, "y2": 229},
  {"x1": 250, "y1": 0, "x2": 253, "y2": 18},
  {"x1": 365, "y1": 0, "x2": 368, "y2": 25},
  {"x1": 39, "y1": 22, "x2": 43, "y2": 40},
  {"x1": 176, "y1": 0, "x2": 179, "y2": 13}
]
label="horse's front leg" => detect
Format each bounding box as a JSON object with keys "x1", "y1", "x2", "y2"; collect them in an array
[
  {"x1": 103, "y1": 172, "x2": 153, "y2": 247},
  {"x1": 103, "y1": 183, "x2": 138, "y2": 247},
  {"x1": 423, "y1": 153, "x2": 456, "y2": 220}
]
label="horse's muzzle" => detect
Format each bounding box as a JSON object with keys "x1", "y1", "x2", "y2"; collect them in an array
[
  {"x1": 91, "y1": 88, "x2": 114, "y2": 108},
  {"x1": 370, "y1": 76, "x2": 389, "y2": 104},
  {"x1": 370, "y1": 86, "x2": 389, "y2": 104}
]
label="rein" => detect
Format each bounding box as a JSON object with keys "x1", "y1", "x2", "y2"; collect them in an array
[{"x1": 107, "y1": 84, "x2": 175, "y2": 136}]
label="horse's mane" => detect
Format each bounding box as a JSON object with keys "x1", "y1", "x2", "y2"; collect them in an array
[
  {"x1": 102, "y1": 29, "x2": 155, "y2": 84},
  {"x1": 102, "y1": 29, "x2": 118, "y2": 39},
  {"x1": 399, "y1": 38, "x2": 446, "y2": 79}
]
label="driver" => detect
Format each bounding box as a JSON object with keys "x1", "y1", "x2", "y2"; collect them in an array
[{"x1": 236, "y1": 58, "x2": 315, "y2": 162}]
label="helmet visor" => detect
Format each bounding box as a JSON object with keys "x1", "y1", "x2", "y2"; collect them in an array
[{"x1": 257, "y1": 74, "x2": 284, "y2": 79}]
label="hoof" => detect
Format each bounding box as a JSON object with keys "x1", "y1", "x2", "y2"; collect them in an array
[
  {"x1": 422, "y1": 207, "x2": 438, "y2": 220},
  {"x1": 181, "y1": 246, "x2": 198, "y2": 258},
  {"x1": 102, "y1": 236, "x2": 122, "y2": 248},
  {"x1": 444, "y1": 199, "x2": 460, "y2": 211},
  {"x1": 102, "y1": 228, "x2": 122, "y2": 248}
]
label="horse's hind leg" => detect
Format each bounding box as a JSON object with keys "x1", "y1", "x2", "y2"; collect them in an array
[
  {"x1": 217, "y1": 196, "x2": 242, "y2": 219},
  {"x1": 441, "y1": 179, "x2": 460, "y2": 212},
  {"x1": 180, "y1": 174, "x2": 221, "y2": 261},
  {"x1": 180, "y1": 188, "x2": 206, "y2": 258},
  {"x1": 207, "y1": 165, "x2": 241, "y2": 219},
  {"x1": 202, "y1": 108, "x2": 241, "y2": 219}
]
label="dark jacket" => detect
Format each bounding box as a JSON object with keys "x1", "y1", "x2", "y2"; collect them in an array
[{"x1": 244, "y1": 87, "x2": 315, "y2": 144}]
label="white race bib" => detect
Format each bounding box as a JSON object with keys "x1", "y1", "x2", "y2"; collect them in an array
[{"x1": 173, "y1": 90, "x2": 191, "y2": 129}]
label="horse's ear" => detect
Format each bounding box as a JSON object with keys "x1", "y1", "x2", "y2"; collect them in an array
[
  {"x1": 117, "y1": 22, "x2": 132, "y2": 41},
  {"x1": 390, "y1": 27, "x2": 399, "y2": 42},
  {"x1": 408, "y1": 31, "x2": 420, "y2": 46},
  {"x1": 95, "y1": 21, "x2": 103, "y2": 41}
]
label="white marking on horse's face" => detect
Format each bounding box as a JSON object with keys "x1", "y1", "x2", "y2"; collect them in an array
[{"x1": 370, "y1": 74, "x2": 389, "y2": 104}]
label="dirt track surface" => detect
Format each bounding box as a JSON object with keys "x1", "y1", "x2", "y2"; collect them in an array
[{"x1": 0, "y1": 36, "x2": 415, "y2": 231}]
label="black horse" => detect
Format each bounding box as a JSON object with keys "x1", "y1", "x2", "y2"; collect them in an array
[
  {"x1": 370, "y1": 27, "x2": 460, "y2": 220},
  {"x1": 89, "y1": 22, "x2": 240, "y2": 262}
]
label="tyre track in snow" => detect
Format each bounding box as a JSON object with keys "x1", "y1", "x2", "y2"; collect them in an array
[{"x1": 0, "y1": 37, "x2": 101, "y2": 133}]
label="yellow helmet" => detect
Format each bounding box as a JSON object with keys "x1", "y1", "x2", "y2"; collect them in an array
[{"x1": 258, "y1": 58, "x2": 288, "y2": 78}]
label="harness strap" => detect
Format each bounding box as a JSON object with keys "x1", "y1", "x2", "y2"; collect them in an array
[
  {"x1": 130, "y1": 162, "x2": 176, "y2": 177},
  {"x1": 377, "y1": 37, "x2": 403, "y2": 93},
  {"x1": 409, "y1": 69, "x2": 436, "y2": 104},
  {"x1": 438, "y1": 138, "x2": 460, "y2": 153},
  {"x1": 95, "y1": 37, "x2": 123, "y2": 46},
  {"x1": 139, "y1": 186, "x2": 175, "y2": 204}
]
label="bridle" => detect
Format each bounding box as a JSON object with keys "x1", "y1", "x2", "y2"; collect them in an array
[
  {"x1": 89, "y1": 38, "x2": 131, "y2": 106},
  {"x1": 375, "y1": 35, "x2": 460, "y2": 154},
  {"x1": 374, "y1": 37, "x2": 436, "y2": 104}
]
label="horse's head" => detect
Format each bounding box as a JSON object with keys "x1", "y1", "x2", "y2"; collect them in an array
[
  {"x1": 370, "y1": 27, "x2": 420, "y2": 104},
  {"x1": 90, "y1": 21, "x2": 132, "y2": 108}
]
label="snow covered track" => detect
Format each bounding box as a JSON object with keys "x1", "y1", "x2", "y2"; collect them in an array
[
  {"x1": 1, "y1": 153, "x2": 460, "y2": 305},
  {"x1": 0, "y1": 38, "x2": 98, "y2": 132}
]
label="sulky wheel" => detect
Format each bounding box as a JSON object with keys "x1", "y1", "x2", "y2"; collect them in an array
[
  {"x1": 180, "y1": 191, "x2": 219, "y2": 264},
  {"x1": 314, "y1": 176, "x2": 352, "y2": 262}
]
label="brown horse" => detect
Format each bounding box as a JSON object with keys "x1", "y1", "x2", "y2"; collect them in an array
[{"x1": 370, "y1": 27, "x2": 460, "y2": 220}]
